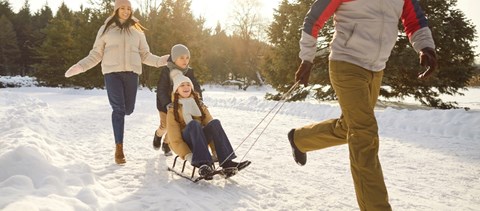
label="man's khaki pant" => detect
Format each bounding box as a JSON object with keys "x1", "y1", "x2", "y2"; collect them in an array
[
  {"x1": 294, "y1": 60, "x2": 391, "y2": 211},
  {"x1": 155, "y1": 111, "x2": 168, "y2": 143}
]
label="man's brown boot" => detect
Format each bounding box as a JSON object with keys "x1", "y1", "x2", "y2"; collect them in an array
[{"x1": 115, "y1": 144, "x2": 126, "y2": 164}]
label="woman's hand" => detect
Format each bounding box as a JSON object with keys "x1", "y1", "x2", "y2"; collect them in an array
[{"x1": 65, "y1": 64, "x2": 85, "y2": 78}]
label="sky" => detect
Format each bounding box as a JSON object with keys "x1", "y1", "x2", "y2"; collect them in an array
[
  {"x1": 0, "y1": 76, "x2": 479, "y2": 210},
  {"x1": 8, "y1": 0, "x2": 283, "y2": 29},
  {"x1": 7, "y1": 0, "x2": 480, "y2": 60}
]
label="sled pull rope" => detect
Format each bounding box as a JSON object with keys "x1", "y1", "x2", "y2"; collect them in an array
[{"x1": 217, "y1": 81, "x2": 302, "y2": 169}]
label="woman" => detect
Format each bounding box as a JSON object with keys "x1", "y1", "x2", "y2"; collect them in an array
[
  {"x1": 167, "y1": 70, "x2": 251, "y2": 179},
  {"x1": 64, "y1": 0, "x2": 168, "y2": 164}
]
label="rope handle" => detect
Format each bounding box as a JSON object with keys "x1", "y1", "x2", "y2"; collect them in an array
[{"x1": 216, "y1": 80, "x2": 303, "y2": 169}]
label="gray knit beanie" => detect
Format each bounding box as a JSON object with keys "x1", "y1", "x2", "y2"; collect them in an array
[{"x1": 171, "y1": 44, "x2": 190, "y2": 62}]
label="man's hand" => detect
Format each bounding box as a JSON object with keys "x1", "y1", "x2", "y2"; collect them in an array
[
  {"x1": 418, "y1": 47, "x2": 437, "y2": 79},
  {"x1": 295, "y1": 60, "x2": 313, "y2": 86}
]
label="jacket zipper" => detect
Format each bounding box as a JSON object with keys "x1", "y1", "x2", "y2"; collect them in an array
[
  {"x1": 124, "y1": 30, "x2": 127, "y2": 71},
  {"x1": 371, "y1": 0, "x2": 385, "y2": 69}
]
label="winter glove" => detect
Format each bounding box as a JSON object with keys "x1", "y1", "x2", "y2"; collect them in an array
[
  {"x1": 418, "y1": 47, "x2": 437, "y2": 79},
  {"x1": 157, "y1": 54, "x2": 170, "y2": 67},
  {"x1": 295, "y1": 60, "x2": 313, "y2": 86},
  {"x1": 65, "y1": 64, "x2": 85, "y2": 78},
  {"x1": 184, "y1": 153, "x2": 193, "y2": 164}
]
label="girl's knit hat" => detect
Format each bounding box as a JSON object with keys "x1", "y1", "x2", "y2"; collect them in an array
[
  {"x1": 114, "y1": 0, "x2": 131, "y2": 11},
  {"x1": 171, "y1": 70, "x2": 194, "y2": 94}
]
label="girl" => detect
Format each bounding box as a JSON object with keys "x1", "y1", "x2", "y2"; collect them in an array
[
  {"x1": 64, "y1": 0, "x2": 168, "y2": 164},
  {"x1": 167, "y1": 70, "x2": 250, "y2": 179}
]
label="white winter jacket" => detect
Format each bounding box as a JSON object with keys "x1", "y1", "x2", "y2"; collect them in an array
[
  {"x1": 299, "y1": 0, "x2": 435, "y2": 71},
  {"x1": 76, "y1": 16, "x2": 167, "y2": 75}
]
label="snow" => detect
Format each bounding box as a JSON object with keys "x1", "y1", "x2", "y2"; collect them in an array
[
  {"x1": 0, "y1": 76, "x2": 38, "y2": 88},
  {"x1": 0, "y1": 76, "x2": 479, "y2": 210}
]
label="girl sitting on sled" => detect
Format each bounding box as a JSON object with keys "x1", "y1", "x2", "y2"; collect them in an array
[{"x1": 166, "y1": 70, "x2": 251, "y2": 179}]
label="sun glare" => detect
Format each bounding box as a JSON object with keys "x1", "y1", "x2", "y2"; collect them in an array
[{"x1": 190, "y1": 0, "x2": 233, "y2": 29}]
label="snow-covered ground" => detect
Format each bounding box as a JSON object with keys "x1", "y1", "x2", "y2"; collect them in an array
[{"x1": 0, "y1": 78, "x2": 479, "y2": 210}]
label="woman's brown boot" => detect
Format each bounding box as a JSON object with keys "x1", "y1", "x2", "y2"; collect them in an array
[{"x1": 115, "y1": 144, "x2": 126, "y2": 164}]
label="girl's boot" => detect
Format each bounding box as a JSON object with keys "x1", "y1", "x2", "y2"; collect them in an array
[{"x1": 115, "y1": 144, "x2": 126, "y2": 164}]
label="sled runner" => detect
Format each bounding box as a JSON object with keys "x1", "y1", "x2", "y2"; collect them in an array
[{"x1": 167, "y1": 156, "x2": 249, "y2": 183}]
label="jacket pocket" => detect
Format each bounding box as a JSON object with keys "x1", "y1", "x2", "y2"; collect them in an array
[
  {"x1": 344, "y1": 23, "x2": 357, "y2": 47},
  {"x1": 103, "y1": 45, "x2": 119, "y2": 66},
  {"x1": 130, "y1": 49, "x2": 142, "y2": 69}
]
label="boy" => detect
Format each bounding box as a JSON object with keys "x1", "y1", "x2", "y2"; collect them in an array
[{"x1": 153, "y1": 44, "x2": 202, "y2": 155}]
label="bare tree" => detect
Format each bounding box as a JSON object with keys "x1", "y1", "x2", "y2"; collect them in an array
[
  {"x1": 87, "y1": 0, "x2": 113, "y2": 13},
  {"x1": 229, "y1": 0, "x2": 267, "y2": 41},
  {"x1": 227, "y1": 0, "x2": 269, "y2": 86},
  {"x1": 135, "y1": 0, "x2": 162, "y2": 18}
]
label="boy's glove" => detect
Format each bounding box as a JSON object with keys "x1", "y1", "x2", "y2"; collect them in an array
[
  {"x1": 295, "y1": 60, "x2": 313, "y2": 86},
  {"x1": 418, "y1": 47, "x2": 437, "y2": 79},
  {"x1": 65, "y1": 64, "x2": 85, "y2": 78}
]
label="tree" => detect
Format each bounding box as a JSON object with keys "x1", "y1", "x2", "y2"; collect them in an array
[
  {"x1": 34, "y1": 3, "x2": 77, "y2": 86},
  {"x1": 264, "y1": 0, "x2": 334, "y2": 100},
  {"x1": 144, "y1": 0, "x2": 209, "y2": 89},
  {"x1": 12, "y1": 0, "x2": 35, "y2": 76},
  {"x1": 0, "y1": 0, "x2": 15, "y2": 20},
  {"x1": 0, "y1": 15, "x2": 20, "y2": 75},
  {"x1": 230, "y1": 0, "x2": 266, "y2": 41},
  {"x1": 63, "y1": 7, "x2": 107, "y2": 88},
  {"x1": 202, "y1": 23, "x2": 230, "y2": 83},
  {"x1": 384, "y1": 0, "x2": 477, "y2": 108},
  {"x1": 228, "y1": 0, "x2": 269, "y2": 87},
  {"x1": 136, "y1": 0, "x2": 164, "y2": 88},
  {"x1": 137, "y1": 0, "x2": 161, "y2": 18},
  {"x1": 266, "y1": 0, "x2": 477, "y2": 108},
  {"x1": 264, "y1": 0, "x2": 299, "y2": 89},
  {"x1": 30, "y1": 5, "x2": 53, "y2": 73},
  {"x1": 87, "y1": 0, "x2": 114, "y2": 14},
  {"x1": 33, "y1": 1, "x2": 112, "y2": 88}
]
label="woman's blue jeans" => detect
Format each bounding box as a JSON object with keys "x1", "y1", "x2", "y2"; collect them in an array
[
  {"x1": 104, "y1": 72, "x2": 138, "y2": 144},
  {"x1": 182, "y1": 119, "x2": 236, "y2": 167}
]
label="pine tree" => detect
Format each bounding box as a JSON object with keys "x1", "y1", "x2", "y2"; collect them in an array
[
  {"x1": 137, "y1": 0, "x2": 164, "y2": 88},
  {"x1": 0, "y1": 0, "x2": 14, "y2": 20},
  {"x1": 144, "y1": 0, "x2": 209, "y2": 88},
  {"x1": 266, "y1": 0, "x2": 476, "y2": 108},
  {"x1": 34, "y1": 3, "x2": 76, "y2": 86},
  {"x1": 0, "y1": 15, "x2": 20, "y2": 75},
  {"x1": 385, "y1": 0, "x2": 476, "y2": 108},
  {"x1": 204, "y1": 23, "x2": 232, "y2": 84},
  {"x1": 12, "y1": 1, "x2": 35, "y2": 76},
  {"x1": 264, "y1": 0, "x2": 334, "y2": 101},
  {"x1": 30, "y1": 5, "x2": 53, "y2": 72},
  {"x1": 59, "y1": 7, "x2": 105, "y2": 88}
]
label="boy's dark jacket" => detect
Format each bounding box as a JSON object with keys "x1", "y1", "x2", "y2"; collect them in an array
[{"x1": 156, "y1": 65, "x2": 202, "y2": 113}]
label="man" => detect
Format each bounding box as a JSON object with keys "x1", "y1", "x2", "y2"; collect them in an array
[{"x1": 288, "y1": 0, "x2": 437, "y2": 210}]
